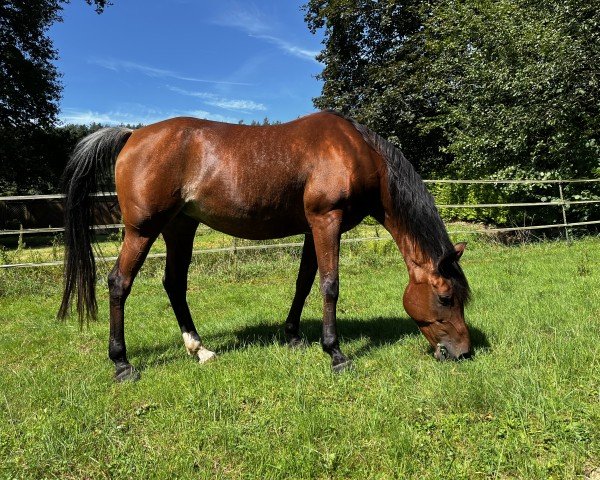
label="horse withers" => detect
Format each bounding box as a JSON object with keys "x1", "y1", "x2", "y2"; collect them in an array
[{"x1": 58, "y1": 111, "x2": 472, "y2": 381}]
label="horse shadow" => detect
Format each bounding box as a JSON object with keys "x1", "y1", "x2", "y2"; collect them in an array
[
  {"x1": 131, "y1": 316, "x2": 490, "y2": 371},
  {"x1": 221, "y1": 316, "x2": 490, "y2": 356},
  {"x1": 221, "y1": 316, "x2": 419, "y2": 354}
]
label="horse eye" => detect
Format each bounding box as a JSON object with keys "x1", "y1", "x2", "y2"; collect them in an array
[{"x1": 438, "y1": 295, "x2": 453, "y2": 307}]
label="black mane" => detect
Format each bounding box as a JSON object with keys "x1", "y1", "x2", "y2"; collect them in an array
[{"x1": 328, "y1": 110, "x2": 471, "y2": 303}]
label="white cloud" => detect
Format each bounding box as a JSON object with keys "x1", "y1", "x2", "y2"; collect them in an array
[
  {"x1": 59, "y1": 106, "x2": 239, "y2": 126},
  {"x1": 184, "y1": 110, "x2": 239, "y2": 123},
  {"x1": 89, "y1": 58, "x2": 253, "y2": 86},
  {"x1": 59, "y1": 108, "x2": 164, "y2": 126},
  {"x1": 206, "y1": 98, "x2": 266, "y2": 111},
  {"x1": 167, "y1": 86, "x2": 216, "y2": 99},
  {"x1": 213, "y1": 4, "x2": 320, "y2": 64},
  {"x1": 167, "y1": 86, "x2": 267, "y2": 112},
  {"x1": 212, "y1": 3, "x2": 271, "y2": 34},
  {"x1": 252, "y1": 34, "x2": 320, "y2": 63}
]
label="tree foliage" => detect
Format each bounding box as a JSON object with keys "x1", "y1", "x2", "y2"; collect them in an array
[
  {"x1": 0, "y1": 123, "x2": 103, "y2": 194},
  {"x1": 0, "y1": 0, "x2": 111, "y2": 194},
  {"x1": 305, "y1": 0, "x2": 600, "y2": 179},
  {"x1": 0, "y1": 0, "x2": 110, "y2": 129},
  {"x1": 423, "y1": 0, "x2": 600, "y2": 181},
  {"x1": 304, "y1": 0, "x2": 444, "y2": 173},
  {"x1": 1, "y1": 0, "x2": 62, "y2": 129},
  {"x1": 305, "y1": 0, "x2": 600, "y2": 226}
]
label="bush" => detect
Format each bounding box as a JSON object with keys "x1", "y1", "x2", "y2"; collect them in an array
[{"x1": 429, "y1": 174, "x2": 600, "y2": 228}]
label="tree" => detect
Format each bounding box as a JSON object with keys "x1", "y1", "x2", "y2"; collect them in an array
[
  {"x1": 304, "y1": 0, "x2": 446, "y2": 174},
  {"x1": 421, "y1": 0, "x2": 600, "y2": 225},
  {"x1": 0, "y1": 1, "x2": 110, "y2": 129},
  {"x1": 305, "y1": 0, "x2": 599, "y2": 179},
  {"x1": 0, "y1": 0, "x2": 111, "y2": 194},
  {"x1": 423, "y1": 0, "x2": 600, "y2": 181},
  {"x1": 305, "y1": 0, "x2": 599, "y2": 226},
  {"x1": 1, "y1": 1, "x2": 61, "y2": 130}
]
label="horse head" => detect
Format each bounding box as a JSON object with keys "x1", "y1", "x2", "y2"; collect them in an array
[{"x1": 403, "y1": 242, "x2": 472, "y2": 361}]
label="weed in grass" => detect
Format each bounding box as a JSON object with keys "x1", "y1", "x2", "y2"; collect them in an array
[
  {"x1": 577, "y1": 252, "x2": 592, "y2": 277},
  {"x1": 0, "y1": 244, "x2": 9, "y2": 265}
]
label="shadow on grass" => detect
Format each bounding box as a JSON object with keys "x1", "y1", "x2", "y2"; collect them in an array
[
  {"x1": 132, "y1": 342, "x2": 184, "y2": 371},
  {"x1": 220, "y1": 316, "x2": 419, "y2": 353},
  {"x1": 223, "y1": 316, "x2": 490, "y2": 357},
  {"x1": 130, "y1": 316, "x2": 489, "y2": 371}
]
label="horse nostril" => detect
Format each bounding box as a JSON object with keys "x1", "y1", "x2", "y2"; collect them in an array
[
  {"x1": 457, "y1": 351, "x2": 473, "y2": 361},
  {"x1": 436, "y1": 343, "x2": 449, "y2": 361}
]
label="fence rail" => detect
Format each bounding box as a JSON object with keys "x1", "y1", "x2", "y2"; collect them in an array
[
  {"x1": 423, "y1": 179, "x2": 600, "y2": 184},
  {"x1": 1, "y1": 178, "x2": 598, "y2": 269}
]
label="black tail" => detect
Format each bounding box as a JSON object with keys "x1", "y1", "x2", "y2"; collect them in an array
[{"x1": 58, "y1": 127, "x2": 133, "y2": 323}]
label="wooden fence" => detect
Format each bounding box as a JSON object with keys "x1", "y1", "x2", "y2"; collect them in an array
[{"x1": 1, "y1": 178, "x2": 598, "y2": 268}]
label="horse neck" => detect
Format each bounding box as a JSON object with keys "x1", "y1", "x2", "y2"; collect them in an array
[
  {"x1": 382, "y1": 215, "x2": 433, "y2": 271},
  {"x1": 377, "y1": 180, "x2": 435, "y2": 275}
]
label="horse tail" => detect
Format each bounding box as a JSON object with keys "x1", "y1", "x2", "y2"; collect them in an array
[{"x1": 58, "y1": 127, "x2": 133, "y2": 323}]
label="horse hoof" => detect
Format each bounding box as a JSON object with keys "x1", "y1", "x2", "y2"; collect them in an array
[
  {"x1": 332, "y1": 359, "x2": 353, "y2": 373},
  {"x1": 114, "y1": 365, "x2": 140, "y2": 382},
  {"x1": 197, "y1": 347, "x2": 217, "y2": 364}
]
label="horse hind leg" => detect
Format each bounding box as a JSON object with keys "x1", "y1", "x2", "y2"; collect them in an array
[
  {"x1": 285, "y1": 233, "x2": 317, "y2": 347},
  {"x1": 162, "y1": 214, "x2": 216, "y2": 363},
  {"x1": 108, "y1": 227, "x2": 158, "y2": 382}
]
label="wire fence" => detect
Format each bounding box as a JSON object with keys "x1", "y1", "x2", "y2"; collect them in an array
[{"x1": 0, "y1": 178, "x2": 598, "y2": 269}]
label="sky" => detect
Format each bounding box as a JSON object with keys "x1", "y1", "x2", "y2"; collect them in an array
[{"x1": 50, "y1": 1, "x2": 325, "y2": 126}]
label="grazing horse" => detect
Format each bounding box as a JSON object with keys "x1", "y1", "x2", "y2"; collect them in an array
[{"x1": 58, "y1": 111, "x2": 471, "y2": 381}]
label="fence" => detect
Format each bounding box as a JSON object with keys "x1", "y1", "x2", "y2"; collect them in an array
[
  {"x1": 0, "y1": 193, "x2": 120, "y2": 236},
  {"x1": 1, "y1": 178, "x2": 598, "y2": 269}
]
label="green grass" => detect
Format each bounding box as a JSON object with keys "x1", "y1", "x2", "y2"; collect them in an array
[{"x1": 0, "y1": 237, "x2": 599, "y2": 479}]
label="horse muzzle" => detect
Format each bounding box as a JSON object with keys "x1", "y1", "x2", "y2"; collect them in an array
[{"x1": 435, "y1": 343, "x2": 472, "y2": 361}]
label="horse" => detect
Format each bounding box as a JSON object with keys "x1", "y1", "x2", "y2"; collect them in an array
[{"x1": 58, "y1": 110, "x2": 472, "y2": 382}]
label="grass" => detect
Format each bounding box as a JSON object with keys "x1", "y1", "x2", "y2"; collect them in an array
[{"x1": 0, "y1": 235, "x2": 599, "y2": 479}]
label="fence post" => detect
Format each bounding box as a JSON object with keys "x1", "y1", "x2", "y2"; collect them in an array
[
  {"x1": 558, "y1": 181, "x2": 570, "y2": 242},
  {"x1": 18, "y1": 224, "x2": 24, "y2": 250},
  {"x1": 232, "y1": 236, "x2": 238, "y2": 278}
]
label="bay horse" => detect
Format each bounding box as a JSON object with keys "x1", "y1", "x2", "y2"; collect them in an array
[{"x1": 58, "y1": 111, "x2": 471, "y2": 382}]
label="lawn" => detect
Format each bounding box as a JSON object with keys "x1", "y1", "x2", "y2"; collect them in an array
[{"x1": 0, "y1": 235, "x2": 598, "y2": 479}]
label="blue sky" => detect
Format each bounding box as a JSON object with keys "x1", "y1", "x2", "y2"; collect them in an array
[{"x1": 51, "y1": 1, "x2": 325, "y2": 125}]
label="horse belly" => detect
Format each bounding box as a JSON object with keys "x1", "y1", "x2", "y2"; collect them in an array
[
  {"x1": 179, "y1": 130, "x2": 312, "y2": 239},
  {"x1": 181, "y1": 190, "x2": 309, "y2": 240}
]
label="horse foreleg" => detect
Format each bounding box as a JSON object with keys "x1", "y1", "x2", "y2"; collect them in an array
[
  {"x1": 310, "y1": 211, "x2": 351, "y2": 372},
  {"x1": 108, "y1": 229, "x2": 157, "y2": 382},
  {"x1": 162, "y1": 214, "x2": 216, "y2": 364},
  {"x1": 285, "y1": 233, "x2": 317, "y2": 347}
]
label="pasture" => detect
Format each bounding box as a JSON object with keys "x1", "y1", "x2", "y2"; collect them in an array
[{"x1": 0, "y1": 234, "x2": 599, "y2": 479}]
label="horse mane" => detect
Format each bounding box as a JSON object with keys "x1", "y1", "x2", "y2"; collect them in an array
[{"x1": 326, "y1": 110, "x2": 471, "y2": 303}]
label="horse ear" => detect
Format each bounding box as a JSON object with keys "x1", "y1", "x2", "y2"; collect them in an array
[
  {"x1": 454, "y1": 242, "x2": 467, "y2": 261},
  {"x1": 437, "y1": 242, "x2": 467, "y2": 275}
]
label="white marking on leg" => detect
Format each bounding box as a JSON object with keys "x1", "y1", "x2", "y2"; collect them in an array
[
  {"x1": 182, "y1": 332, "x2": 201, "y2": 356},
  {"x1": 182, "y1": 332, "x2": 217, "y2": 363}
]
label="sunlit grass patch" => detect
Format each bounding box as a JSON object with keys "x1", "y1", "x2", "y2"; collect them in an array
[{"x1": 0, "y1": 237, "x2": 598, "y2": 478}]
